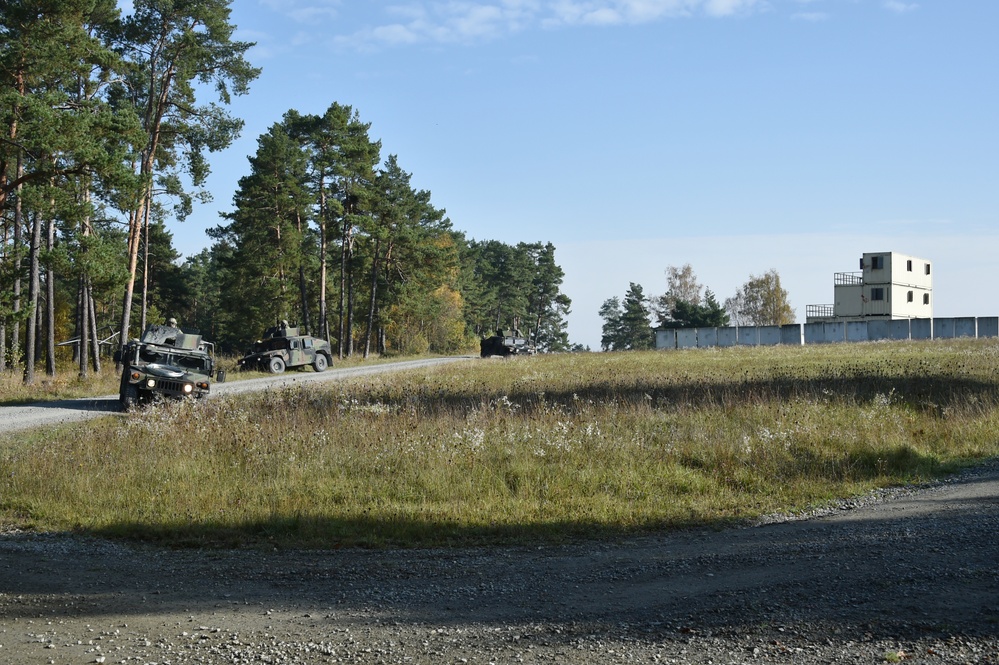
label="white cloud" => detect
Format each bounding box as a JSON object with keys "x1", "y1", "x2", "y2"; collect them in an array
[
  {"x1": 791, "y1": 11, "x2": 828, "y2": 22},
  {"x1": 331, "y1": 0, "x2": 772, "y2": 50},
  {"x1": 259, "y1": 0, "x2": 342, "y2": 22},
  {"x1": 884, "y1": 1, "x2": 918, "y2": 12},
  {"x1": 703, "y1": 0, "x2": 762, "y2": 18}
]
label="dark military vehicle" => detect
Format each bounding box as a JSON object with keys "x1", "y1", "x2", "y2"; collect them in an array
[
  {"x1": 237, "y1": 322, "x2": 333, "y2": 374},
  {"x1": 117, "y1": 324, "x2": 222, "y2": 410},
  {"x1": 480, "y1": 330, "x2": 537, "y2": 358}
]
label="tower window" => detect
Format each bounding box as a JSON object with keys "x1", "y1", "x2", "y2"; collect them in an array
[
  {"x1": 925, "y1": 263, "x2": 931, "y2": 275},
  {"x1": 907, "y1": 260, "x2": 913, "y2": 271},
  {"x1": 871, "y1": 288, "x2": 885, "y2": 301},
  {"x1": 872, "y1": 256, "x2": 884, "y2": 269},
  {"x1": 923, "y1": 293, "x2": 930, "y2": 305},
  {"x1": 907, "y1": 291, "x2": 913, "y2": 302}
]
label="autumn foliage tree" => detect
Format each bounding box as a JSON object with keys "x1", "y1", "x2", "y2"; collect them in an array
[{"x1": 729, "y1": 269, "x2": 795, "y2": 326}]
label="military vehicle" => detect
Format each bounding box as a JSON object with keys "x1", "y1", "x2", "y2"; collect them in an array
[
  {"x1": 480, "y1": 330, "x2": 537, "y2": 358},
  {"x1": 117, "y1": 324, "x2": 222, "y2": 410},
  {"x1": 237, "y1": 322, "x2": 333, "y2": 374}
]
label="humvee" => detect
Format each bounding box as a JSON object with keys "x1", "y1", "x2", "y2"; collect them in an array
[
  {"x1": 480, "y1": 331, "x2": 537, "y2": 358},
  {"x1": 117, "y1": 324, "x2": 222, "y2": 410},
  {"x1": 237, "y1": 323, "x2": 333, "y2": 374}
]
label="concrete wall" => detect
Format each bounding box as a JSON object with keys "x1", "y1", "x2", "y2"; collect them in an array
[
  {"x1": 654, "y1": 316, "x2": 998, "y2": 351},
  {"x1": 655, "y1": 329, "x2": 676, "y2": 350},
  {"x1": 911, "y1": 318, "x2": 932, "y2": 340},
  {"x1": 888, "y1": 319, "x2": 910, "y2": 340},
  {"x1": 677, "y1": 328, "x2": 697, "y2": 349},
  {"x1": 824, "y1": 322, "x2": 847, "y2": 344},
  {"x1": 759, "y1": 326, "x2": 781, "y2": 346},
  {"x1": 696, "y1": 327, "x2": 718, "y2": 348},
  {"x1": 979, "y1": 317, "x2": 999, "y2": 338},
  {"x1": 737, "y1": 327, "x2": 760, "y2": 346},
  {"x1": 846, "y1": 321, "x2": 869, "y2": 342},
  {"x1": 803, "y1": 323, "x2": 825, "y2": 344},
  {"x1": 717, "y1": 327, "x2": 737, "y2": 348},
  {"x1": 933, "y1": 318, "x2": 955, "y2": 339},
  {"x1": 781, "y1": 324, "x2": 803, "y2": 345},
  {"x1": 867, "y1": 320, "x2": 889, "y2": 341},
  {"x1": 955, "y1": 317, "x2": 977, "y2": 338}
]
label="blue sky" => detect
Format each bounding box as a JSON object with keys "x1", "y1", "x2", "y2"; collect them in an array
[{"x1": 160, "y1": 1, "x2": 997, "y2": 350}]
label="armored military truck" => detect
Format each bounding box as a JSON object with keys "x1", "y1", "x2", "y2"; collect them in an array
[
  {"x1": 117, "y1": 324, "x2": 222, "y2": 410},
  {"x1": 480, "y1": 331, "x2": 537, "y2": 358},
  {"x1": 237, "y1": 322, "x2": 333, "y2": 374}
]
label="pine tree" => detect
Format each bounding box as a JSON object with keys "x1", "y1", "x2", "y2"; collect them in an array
[
  {"x1": 112, "y1": 0, "x2": 259, "y2": 362},
  {"x1": 599, "y1": 296, "x2": 623, "y2": 352},
  {"x1": 619, "y1": 282, "x2": 654, "y2": 350},
  {"x1": 210, "y1": 123, "x2": 311, "y2": 345}
]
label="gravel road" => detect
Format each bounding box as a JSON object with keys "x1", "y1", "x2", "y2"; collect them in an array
[
  {"x1": 0, "y1": 357, "x2": 471, "y2": 434},
  {"x1": 2, "y1": 460, "x2": 997, "y2": 664}
]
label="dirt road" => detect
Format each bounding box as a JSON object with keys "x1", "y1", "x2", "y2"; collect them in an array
[
  {"x1": 0, "y1": 357, "x2": 471, "y2": 434},
  {"x1": 2, "y1": 461, "x2": 997, "y2": 664}
]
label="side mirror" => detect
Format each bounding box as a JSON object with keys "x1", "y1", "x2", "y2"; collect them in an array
[{"x1": 215, "y1": 369, "x2": 227, "y2": 384}]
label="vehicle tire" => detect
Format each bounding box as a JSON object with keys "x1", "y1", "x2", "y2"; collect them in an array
[
  {"x1": 313, "y1": 354, "x2": 328, "y2": 372},
  {"x1": 119, "y1": 377, "x2": 138, "y2": 412},
  {"x1": 268, "y1": 356, "x2": 286, "y2": 374}
]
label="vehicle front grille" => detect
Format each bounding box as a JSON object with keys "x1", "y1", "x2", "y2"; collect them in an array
[{"x1": 153, "y1": 379, "x2": 187, "y2": 395}]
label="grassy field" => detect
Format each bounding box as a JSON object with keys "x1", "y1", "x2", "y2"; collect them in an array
[{"x1": 2, "y1": 340, "x2": 998, "y2": 548}]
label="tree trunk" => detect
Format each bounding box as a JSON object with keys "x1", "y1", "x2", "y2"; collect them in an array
[
  {"x1": 346, "y1": 259, "x2": 355, "y2": 358},
  {"x1": 11, "y1": 158, "x2": 23, "y2": 370},
  {"x1": 338, "y1": 219, "x2": 348, "y2": 358},
  {"x1": 363, "y1": 240, "x2": 379, "y2": 358},
  {"x1": 45, "y1": 215, "x2": 55, "y2": 377},
  {"x1": 88, "y1": 282, "x2": 101, "y2": 373},
  {"x1": 318, "y1": 186, "x2": 330, "y2": 345},
  {"x1": 23, "y1": 210, "x2": 41, "y2": 385},
  {"x1": 78, "y1": 276, "x2": 90, "y2": 379},
  {"x1": 1, "y1": 218, "x2": 8, "y2": 372},
  {"x1": 140, "y1": 190, "x2": 151, "y2": 332},
  {"x1": 292, "y1": 209, "x2": 310, "y2": 334},
  {"x1": 117, "y1": 204, "x2": 144, "y2": 368}
]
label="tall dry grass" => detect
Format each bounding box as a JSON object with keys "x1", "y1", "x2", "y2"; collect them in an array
[{"x1": 3, "y1": 340, "x2": 998, "y2": 547}]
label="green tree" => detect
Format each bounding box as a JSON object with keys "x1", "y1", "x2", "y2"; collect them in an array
[
  {"x1": 733, "y1": 269, "x2": 795, "y2": 326},
  {"x1": 662, "y1": 289, "x2": 730, "y2": 328},
  {"x1": 111, "y1": 0, "x2": 259, "y2": 362},
  {"x1": 620, "y1": 282, "x2": 654, "y2": 350},
  {"x1": 365, "y1": 155, "x2": 457, "y2": 356},
  {"x1": 523, "y1": 242, "x2": 571, "y2": 352},
  {"x1": 179, "y1": 243, "x2": 232, "y2": 349},
  {"x1": 210, "y1": 122, "x2": 312, "y2": 346},
  {"x1": 599, "y1": 296, "x2": 623, "y2": 352},
  {"x1": 141, "y1": 219, "x2": 191, "y2": 327},
  {"x1": 653, "y1": 263, "x2": 704, "y2": 326},
  {"x1": 1, "y1": 0, "x2": 141, "y2": 381},
  {"x1": 463, "y1": 239, "x2": 533, "y2": 335},
  {"x1": 285, "y1": 104, "x2": 378, "y2": 351}
]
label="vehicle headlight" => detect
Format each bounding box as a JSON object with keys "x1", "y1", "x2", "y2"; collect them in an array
[
  {"x1": 183, "y1": 384, "x2": 193, "y2": 394},
  {"x1": 146, "y1": 379, "x2": 156, "y2": 388}
]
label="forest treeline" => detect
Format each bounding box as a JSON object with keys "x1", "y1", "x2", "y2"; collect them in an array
[
  {"x1": 600, "y1": 264, "x2": 795, "y2": 351},
  {"x1": 0, "y1": 1, "x2": 572, "y2": 383}
]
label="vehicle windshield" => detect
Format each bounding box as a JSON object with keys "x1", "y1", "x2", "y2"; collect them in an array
[{"x1": 139, "y1": 346, "x2": 211, "y2": 372}]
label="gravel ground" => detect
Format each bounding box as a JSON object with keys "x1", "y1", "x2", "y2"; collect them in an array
[{"x1": 2, "y1": 460, "x2": 998, "y2": 665}]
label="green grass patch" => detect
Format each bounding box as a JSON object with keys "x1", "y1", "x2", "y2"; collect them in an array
[{"x1": 2, "y1": 340, "x2": 998, "y2": 548}]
